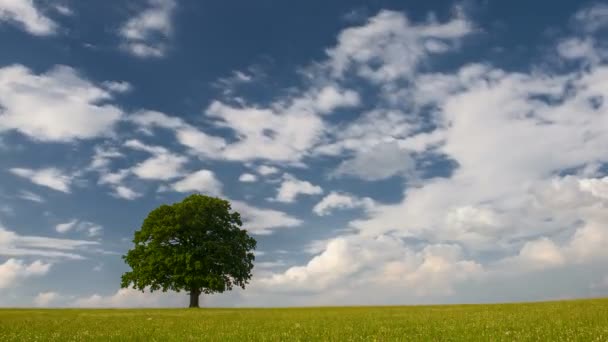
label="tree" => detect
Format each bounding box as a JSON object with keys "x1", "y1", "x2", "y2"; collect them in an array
[{"x1": 121, "y1": 194, "x2": 257, "y2": 308}]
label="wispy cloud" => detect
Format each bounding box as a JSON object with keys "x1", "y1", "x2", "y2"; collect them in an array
[
  {"x1": 119, "y1": 0, "x2": 177, "y2": 58},
  {"x1": 0, "y1": 0, "x2": 58, "y2": 35},
  {"x1": 9, "y1": 168, "x2": 73, "y2": 193}
]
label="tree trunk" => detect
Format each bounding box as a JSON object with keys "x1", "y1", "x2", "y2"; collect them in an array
[{"x1": 189, "y1": 289, "x2": 200, "y2": 308}]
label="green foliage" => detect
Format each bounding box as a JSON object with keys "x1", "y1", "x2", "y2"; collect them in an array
[
  {"x1": 121, "y1": 194, "x2": 256, "y2": 297},
  {"x1": 2, "y1": 299, "x2": 608, "y2": 341}
]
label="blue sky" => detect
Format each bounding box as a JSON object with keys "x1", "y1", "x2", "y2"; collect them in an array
[{"x1": 1, "y1": 0, "x2": 608, "y2": 307}]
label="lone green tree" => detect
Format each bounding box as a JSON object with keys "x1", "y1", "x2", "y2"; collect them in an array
[{"x1": 121, "y1": 194, "x2": 256, "y2": 308}]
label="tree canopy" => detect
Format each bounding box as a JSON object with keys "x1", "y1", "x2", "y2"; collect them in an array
[{"x1": 121, "y1": 194, "x2": 257, "y2": 307}]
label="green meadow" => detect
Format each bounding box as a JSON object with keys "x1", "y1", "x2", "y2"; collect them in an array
[{"x1": 1, "y1": 298, "x2": 607, "y2": 341}]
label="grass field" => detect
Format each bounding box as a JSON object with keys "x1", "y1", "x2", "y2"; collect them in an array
[{"x1": 1, "y1": 298, "x2": 607, "y2": 341}]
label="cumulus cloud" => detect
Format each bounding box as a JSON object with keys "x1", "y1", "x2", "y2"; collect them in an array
[
  {"x1": 119, "y1": 0, "x2": 177, "y2": 58},
  {"x1": 274, "y1": 174, "x2": 323, "y2": 203},
  {"x1": 259, "y1": 235, "x2": 481, "y2": 296},
  {"x1": 0, "y1": 259, "x2": 50, "y2": 289},
  {"x1": 313, "y1": 192, "x2": 375, "y2": 216},
  {"x1": 170, "y1": 169, "x2": 223, "y2": 196},
  {"x1": 33, "y1": 291, "x2": 60, "y2": 307},
  {"x1": 0, "y1": 65, "x2": 124, "y2": 142},
  {"x1": 239, "y1": 173, "x2": 257, "y2": 182},
  {"x1": 9, "y1": 167, "x2": 72, "y2": 193},
  {"x1": 132, "y1": 154, "x2": 186, "y2": 181},
  {"x1": 2, "y1": 5, "x2": 607, "y2": 306},
  {"x1": 247, "y1": 7, "x2": 608, "y2": 301},
  {"x1": 0, "y1": 0, "x2": 57, "y2": 35},
  {"x1": 124, "y1": 10, "x2": 471, "y2": 167},
  {"x1": 204, "y1": 101, "x2": 325, "y2": 162}
]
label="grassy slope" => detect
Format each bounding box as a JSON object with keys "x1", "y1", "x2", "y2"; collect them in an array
[{"x1": 1, "y1": 298, "x2": 607, "y2": 341}]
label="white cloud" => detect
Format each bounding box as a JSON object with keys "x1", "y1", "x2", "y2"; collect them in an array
[
  {"x1": 205, "y1": 101, "x2": 325, "y2": 162},
  {"x1": 55, "y1": 219, "x2": 77, "y2": 234},
  {"x1": 130, "y1": 110, "x2": 186, "y2": 131},
  {"x1": 0, "y1": 0, "x2": 57, "y2": 35},
  {"x1": 247, "y1": 9, "x2": 608, "y2": 302},
  {"x1": 55, "y1": 219, "x2": 103, "y2": 238},
  {"x1": 113, "y1": 186, "x2": 141, "y2": 200},
  {"x1": 573, "y1": 3, "x2": 608, "y2": 33},
  {"x1": 379, "y1": 244, "x2": 483, "y2": 296},
  {"x1": 260, "y1": 238, "x2": 359, "y2": 291},
  {"x1": 1, "y1": 223, "x2": 99, "y2": 260},
  {"x1": 125, "y1": 10, "x2": 470, "y2": 167},
  {"x1": 97, "y1": 168, "x2": 142, "y2": 200},
  {"x1": 274, "y1": 174, "x2": 323, "y2": 203},
  {"x1": 239, "y1": 173, "x2": 257, "y2": 183},
  {"x1": 231, "y1": 201, "x2": 302, "y2": 235},
  {"x1": 170, "y1": 170, "x2": 223, "y2": 196},
  {"x1": 53, "y1": 4, "x2": 72, "y2": 16},
  {"x1": 34, "y1": 291, "x2": 59, "y2": 307},
  {"x1": 311, "y1": 86, "x2": 360, "y2": 114},
  {"x1": 350, "y1": 62, "x2": 608, "y2": 246},
  {"x1": 102, "y1": 81, "x2": 132, "y2": 93},
  {"x1": 314, "y1": 109, "x2": 417, "y2": 157},
  {"x1": 126, "y1": 139, "x2": 187, "y2": 181},
  {"x1": 257, "y1": 165, "x2": 279, "y2": 176},
  {"x1": 0, "y1": 258, "x2": 50, "y2": 289},
  {"x1": 327, "y1": 10, "x2": 472, "y2": 82},
  {"x1": 124, "y1": 139, "x2": 167, "y2": 155},
  {"x1": 130, "y1": 86, "x2": 358, "y2": 163},
  {"x1": 98, "y1": 169, "x2": 130, "y2": 186},
  {"x1": 89, "y1": 146, "x2": 124, "y2": 171},
  {"x1": 0, "y1": 7, "x2": 601, "y2": 305},
  {"x1": 17, "y1": 190, "x2": 44, "y2": 203},
  {"x1": 333, "y1": 142, "x2": 416, "y2": 181},
  {"x1": 119, "y1": 0, "x2": 177, "y2": 58},
  {"x1": 9, "y1": 167, "x2": 72, "y2": 193},
  {"x1": 204, "y1": 85, "x2": 360, "y2": 161},
  {"x1": 259, "y1": 235, "x2": 481, "y2": 296},
  {"x1": 313, "y1": 192, "x2": 375, "y2": 216},
  {"x1": 515, "y1": 238, "x2": 565, "y2": 269},
  {"x1": 87, "y1": 226, "x2": 103, "y2": 238},
  {"x1": 497, "y1": 217, "x2": 608, "y2": 275},
  {"x1": 132, "y1": 153, "x2": 187, "y2": 181},
  {"x1": 130, "y1": 111, "x2": 226, "y2": 158},
  {"x1": 0, "y1": 65, "x2": 124, "y2": 142},
  {"x1": 141, "y1": 163, "x2": 299, "y2": 235},
  {"x1": 557, "y1": 37, "x2": 595, "y2": 60}
]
